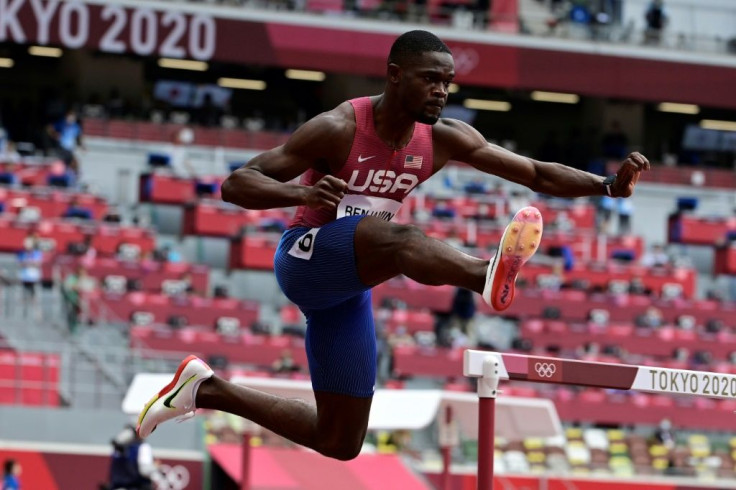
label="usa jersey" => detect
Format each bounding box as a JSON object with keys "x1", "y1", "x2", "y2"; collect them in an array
[{"x1": 290, "y1": 97, "x2": 434, "y2": 228}]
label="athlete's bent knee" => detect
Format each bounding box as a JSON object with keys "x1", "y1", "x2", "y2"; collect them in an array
[
  {"x1": 317, "y1": 437, "x2": 364, "y2": 461},
  {"x1": 316, "y1": 431, "x2": 365, "y2": 461}
]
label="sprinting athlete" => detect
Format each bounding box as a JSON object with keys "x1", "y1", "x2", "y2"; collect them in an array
[{"x1": 137, "y1": 30, "x2": 648, "y2": 460}]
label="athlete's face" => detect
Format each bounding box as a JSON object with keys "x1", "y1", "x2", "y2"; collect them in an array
[{"x1": 395, "y1": 51, "x2": 455, "y2": 125}]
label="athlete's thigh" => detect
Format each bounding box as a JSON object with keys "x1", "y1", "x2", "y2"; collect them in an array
[
  {"x1": 274, "y1": 216, "x2": 370, "y2": 310},
  {"x1": 305, "y1": 289, "x2": 376, "y2": 451},
  {"x1": 354, "y1": 216, "x2": 416, "y2": 286},
  {"x1": 304, "y1": 291, "x2": 377, "y2": 397}
]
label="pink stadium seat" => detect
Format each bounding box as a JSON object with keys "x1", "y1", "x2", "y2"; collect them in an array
[
  {"x1": 444, "y1": 382, "x2": 471, "y2": 392},
  {"x1": 609, "y1": 324, "x2": 634, "y2": 337},
  {"x1": 108, "y1": 120, "x2": 136, "y2": 139},
  {"x1": 135, "y1": 122, "x2": 166, "y2": 142},
  {"x1": 650, "y1": 396, "x2": 674, "y2": 408},
  {"x1": 579, "y1": 390, "x2": 606, "y2": 403},
  {"x1": 281, "y1": 305, "x2": 302, "y2": 325},
  {"x1": 305, "y1": 0, "x2": 343, "y2": 13},
  {"x1": 506, "y1": 386, "x2": 538, "y2": 398},
  {"x1": 383, "y1": 380, "x2": 405, "y2": 390}
]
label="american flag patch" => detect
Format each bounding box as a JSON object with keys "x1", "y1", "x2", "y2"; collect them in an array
[{"x1": 404, "y1": 155, "x2": 423, "y2": 169}]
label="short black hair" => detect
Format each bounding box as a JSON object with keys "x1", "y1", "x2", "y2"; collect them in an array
[
  {"x1": 3, "y1": 459, "x2": 15, "y2": 475},
  {"x1": 388, "y1": 30, "x2": 451, "y2": 66}
]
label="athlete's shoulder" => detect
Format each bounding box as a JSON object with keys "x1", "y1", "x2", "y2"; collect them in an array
[
  {"x1": 287, "y1": 101, "x2": 355, "y2": 149},
  {"x1": 434, "y1": 117, "x2": 474, "y2": 135},
  {"x1": 295, "y1": 101, "x2": 355, "y2": 142},
  {"x1": 433, "y1": 117, "x2": 485, "y2": 146}
]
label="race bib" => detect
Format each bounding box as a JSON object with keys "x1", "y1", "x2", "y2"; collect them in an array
[
  {"x1": 288, "y1": 228, "x2": 320, "y2": 260},
  {"x1": 337, "y1": 194, "x2": 402, "y2": 222}
]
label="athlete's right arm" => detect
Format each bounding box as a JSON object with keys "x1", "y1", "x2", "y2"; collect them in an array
[{"x1": 221, "y1": 115, "x2": 348, "y2": 210}]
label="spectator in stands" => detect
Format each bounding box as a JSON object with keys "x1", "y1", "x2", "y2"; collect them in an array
[
  {"x1": 450, "y1": 287, "x2": 476, "y2": 339},
  {"x1": 0, "y1": 162, "x2": 19, "y2": 187},
  {"x1": 70, "y1": 234, "x2": 98, "y2": 269},
  {"x1": 634, "y1": 306, "x2": 664, "y2": 329},
  {"x1": 640, "y1": 243, "x2": 671, "y2": 268},
  {"x1": 62, "y1": 266, "x2": 97, "y2": 334},
  {"x1": 63, "y1": 196, "x2": 94, "y2": 220},
  {"x1": 644, "y1": 0, "x2": 668, "y2": 45},
  {"x1": 179, "y1": 272, "x2": 196, "y2": 296},
  {"x1": 431, "y1": 198, "x2": 456, "y2": 219},
  {"x1": 507, "y1": 190, "x2": 531, "y2": 219},
  {"x1": 617, "y1": 197, "x2": 633, "y2": 235},
  {"x1": 161, "y1": 127, "x2": 197, "y2": 178},
  {"x1": 672, "y1": 346, "x2": 690, "y2": 363},
  {"x1": 463, "y1": 177, "x2": 488, "y2": 195},
  {"x1": 17, "y1": 238, "x2": 43, "y2": 318},
  {"x1": 548, "y1": 245, "x2": 575, "y2": 272},
  {"x1": 153, "y1": 244, "x2": 182, "y2": 263},
  {"x1": 102, "y1": 206, "x2": 123, "y2": 224},
  {"x1": 0, "y1": 126, "x2": 21, "y2": 165},
  {"x1": 376, "y1": 429, "x2": 418, "y2": 458},
  {"x1": 449, "y1": 325, "x2": 471, "y2": 348},
  {"x1": 596, "y1": 195, "x2": 615, "y2": 235},
  {"x1": 473, "y1": 315, "x2": 509, "y2": 350},
  {"x1": 106, "y1": 424, "x2": 155, "y2": 490},
  {"x1": 271, "y1": 349, "x2": 301, "y2": 375},
  {"x1": 628, "y1": 277, "x2": 653, "y2": 296},
  {"x1": 375, "y1": 321, "x2": 392, "y2": 384},
  {"x1": 47, "y1": 109, "x2": 84, "y2": 175},
  {"x1": 389, "y1": 326, "x2": 416, "y2": 349},
  {"x1": 0, "y1": 120, "x2": 7, "y2": 156},
  {"x1": 2, "y1": 459, "x2": 21, "y2": 490},
  {"x1": 653, "y1": 418, "x2": 676, "y2": 450}
]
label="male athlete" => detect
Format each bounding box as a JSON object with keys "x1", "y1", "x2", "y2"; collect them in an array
[{"x1": 137, "y1": 30, "x2": 648, "y2": 460}]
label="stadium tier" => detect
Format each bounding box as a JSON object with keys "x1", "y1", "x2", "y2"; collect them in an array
[{"x1": 1, "y1": 1, "x2": 736, "y2": 489}]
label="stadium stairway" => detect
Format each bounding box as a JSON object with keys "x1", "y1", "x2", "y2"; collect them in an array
[{"x1": 0, "y1": 281, "x2": 185, "y2": 409}]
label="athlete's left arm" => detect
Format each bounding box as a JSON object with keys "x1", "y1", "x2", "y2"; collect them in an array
[{"x1": 435, "y1": 119, "x2": 649, "y2": 198}]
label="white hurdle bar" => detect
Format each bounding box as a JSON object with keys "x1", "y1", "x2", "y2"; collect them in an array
[{"x1": 464, "y1": 349, "x2": 736, "y2": 490}]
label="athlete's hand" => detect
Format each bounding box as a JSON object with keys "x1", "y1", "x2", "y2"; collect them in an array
[
  {"x1": 304, "y1": 175, "x2": 347, "y2": 209},
  {"x1": 610, "y1": 152, "x2": 650, "y2": 198}
]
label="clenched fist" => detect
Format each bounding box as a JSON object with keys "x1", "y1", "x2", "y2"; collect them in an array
[
  {"x1": 608, "y1": 152, "x2": 650, "y2": 198},
  {"x1": 304, "y1": 175, "x2": 348, "y2": 210}
]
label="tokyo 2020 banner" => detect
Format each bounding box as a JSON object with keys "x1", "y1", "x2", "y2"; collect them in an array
[{"x1": 1, "y1": 0, "x2": 735, "y2": 108}]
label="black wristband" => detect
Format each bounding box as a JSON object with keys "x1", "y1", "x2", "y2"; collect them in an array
[{"x1": 602, "y1": 174, "x2": 616, "y2": 197}]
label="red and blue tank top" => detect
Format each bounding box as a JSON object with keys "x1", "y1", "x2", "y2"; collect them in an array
[{"x1": 289, "y1": 96, "x2": 434, "y2": 228}]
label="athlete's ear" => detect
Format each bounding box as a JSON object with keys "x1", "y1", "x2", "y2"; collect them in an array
[{"x1": 387, "y1": 63, "x2": 401, "y2": 84}]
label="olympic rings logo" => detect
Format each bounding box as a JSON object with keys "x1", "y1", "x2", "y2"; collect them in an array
[
  {"x1": 152, "y1": 464, "x2": 191, "y2": 490},
  {"x1": 535, "y1": 362, "x2": 557, "y2": 378}
]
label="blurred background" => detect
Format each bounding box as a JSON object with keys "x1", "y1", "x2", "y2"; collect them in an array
[{"x1": 0, "y1": 0, "x2": 736, "y2": 489}]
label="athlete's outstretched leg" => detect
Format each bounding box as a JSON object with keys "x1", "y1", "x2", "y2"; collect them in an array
[
  {"x1": 137, "y1": 221, "x2": 379, "y2": 461},
  {"x1": 197, "y1": 380, "x2": 371, "y2": 460},
  {"x1": 355, "y1": 206, "x2": 543, "y2": 311},
  {"x1": 136, "y1": 357, "x2": 371, "y2": 461}
]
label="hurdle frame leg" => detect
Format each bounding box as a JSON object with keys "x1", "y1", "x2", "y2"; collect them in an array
[
  {"x1": 241, "y1": 432, "x2": 252, "y2": 490},
  {"x1": 477, "y1": 355, "x2": 501, "y2": 490}
]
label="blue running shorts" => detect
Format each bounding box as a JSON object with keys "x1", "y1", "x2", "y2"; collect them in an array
[{"x1": 273, "y1": 215, "x2": 376, "y2": 398}]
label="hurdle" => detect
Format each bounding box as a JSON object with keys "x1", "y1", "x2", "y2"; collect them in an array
[{"x1": 464, "y1": 349, "x2": 736, "y2": 490}]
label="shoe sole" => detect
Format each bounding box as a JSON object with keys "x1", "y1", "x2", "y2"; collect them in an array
[
  {"x1": 136, "y1": 354, "x2": 201, "y2": 438},
  {"x1": 485, "y1": 206, "x2": 543, "y2": 311}
]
